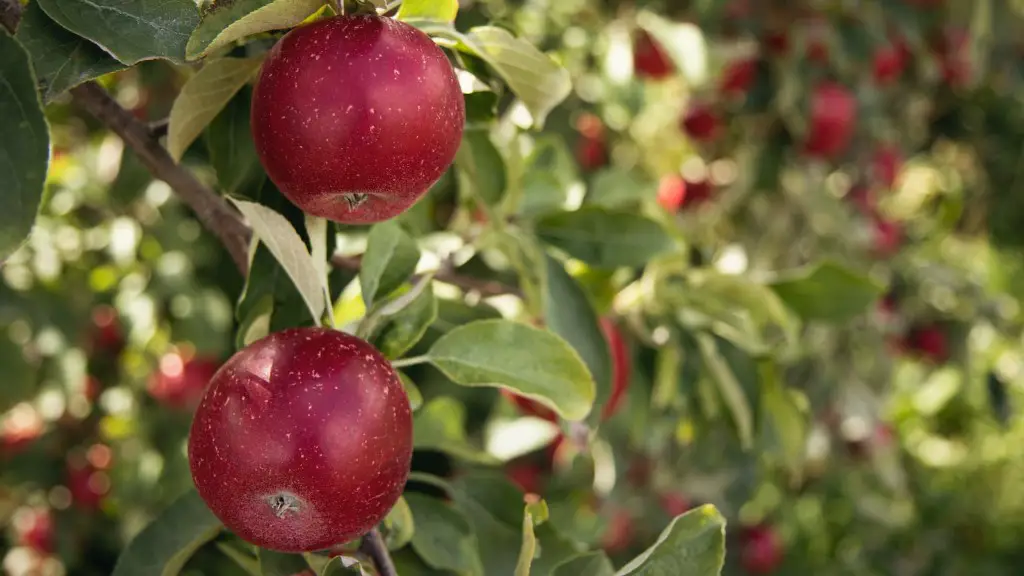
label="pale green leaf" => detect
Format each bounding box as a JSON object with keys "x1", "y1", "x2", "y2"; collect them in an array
[
  {"x1": 695, "y1": 333, "x2": 753, "y2": 450},
  {"x1": 396, "y1": 0, "x2": 458, "y2": 23},
  {"x1": 615, "y1": 505, "x2": 726, "y2": 576},
  {"x1": 381, "y1": 496, "x2": 415, "y2": 551},
  {"x1": 536, "y1": 207, "x2": 674, "y2": 269},
  {"x1": 360, "y1": 220, "x2": 420, "y2": 307},
  {"x1": 413, "y1": 396, "x2": 498, "y2": 464},
  {"x1": 406, "y1": 493, "x2": 484, "y2": 576},
  {"x1": 769, "y1": 260, "x2": 885, "y2": 322},
  {"x1": 187, "y1": 0, "x2": 326, "y2": 61}
]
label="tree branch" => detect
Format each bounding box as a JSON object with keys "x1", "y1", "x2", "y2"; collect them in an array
[
  {"x1": 0, "y1": 0, "x2": 20, "y2": 33},
  {"x1": 331, "y1": 254, "x2": 519, "y2": 297},
  {"x1": 358, "y1": 528, "x2": 398, "y2": 576}
]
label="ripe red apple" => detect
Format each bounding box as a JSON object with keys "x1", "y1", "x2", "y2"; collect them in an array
[
  {"x1": 872, "y1": 42, "x2": 907, "y2": 85},
  {"x1": 720, "y1": 58, "x2": 757, "y2": 96},
  {"x1": 934, "y1": 28, "x2": 971, "y2": 87},
  {"x1": 657, "y1": 175, "x2": 687, "y2": 212},
  {"x1": 872, "y1": 216, "x2": 902, "y2": 256},
  {"x1": 904, "y1": 325, "x2": 949, "y2": 363},
  {"x1": 506, "y1": 462, "x2": 544, "y2": 495},
  {"x1": 148, "y1": 351, "x2": 219, "y2": 410},
  {"x1": 680, "y1": 103, "x2": 720, "y2": 142},
  {"x1": 804, "y1": 82, "x2": 857, "y2": 159},
  {"x1": 14, "y1": 507, "x2": 54, "y2": 554},
  {"x1": 67, "y1": 454, "x2": 111, "y2": 510},
  {"x1": 846, "y1": 184, "x2": 874, "y2": 214},
  {"x1": 873, "y1": 146, "x2": 903, "y2": 189},
  {"x1": 501, "y1": 388, "x2": 558, "y2": 422},
  {"x1": 576, "y1": 137, "x2": 608, "y2": 171},
  {"x1": 740, "y1": 525, "x2": 784, "y2": 574},
  {"x1": 633, "y1": 29, "x2": 674, "y2": 80},
  {"x1": 87, "y1": 304, "x2": 124, "y2": 356},
  {"x1": 189, "y1": 327, "x2": 413, "y2": 552},
  {"x1": 251, "y1": 15, "x2": 465, "y2": 224},
  {"x1": 659, "y1": 493, "x2": 691, "y2": 517},
  {"x1": 601, "y1": 508, "x2": 635, "y2": 553},
  {"x1": 599, "y1": 318, "x2": 630, "y2": 420}
]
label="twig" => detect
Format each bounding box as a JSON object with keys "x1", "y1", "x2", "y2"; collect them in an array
[
  {"x1": 148, "y1": 117, "x2": 170, "y2": 138},
  {"x1": 0, "y1": 0, "x2": 20, "y2": 32},
  {"x1": 358, "y1": 528, "x2": 398, "y2": 576},
  {"x1": 331, "y1": 254, "x2": 519, "y2": 297}
]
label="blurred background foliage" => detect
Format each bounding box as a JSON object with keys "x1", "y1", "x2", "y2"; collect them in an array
[{"x1": 6, "y1": 0, "x2": 1024, "y2": 574}]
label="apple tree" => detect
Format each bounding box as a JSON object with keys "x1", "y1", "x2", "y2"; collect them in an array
[{"x1": 3, "y1": 0, "x2": 1024, "y2": 575}]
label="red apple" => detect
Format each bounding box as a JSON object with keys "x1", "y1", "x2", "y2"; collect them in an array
[
  {"x1": 680, "y1": 103, "x2": 720, "y2": 142},
  {"x1": 935, "y1": 29, "x2": 971, "y2": 87},
  {"x1": 251, "y1": 15, "x2": 465, "y2": 224},
  {"x1": 873, "y1": 146, "x2": 903, "y2": 189},
  {"x1": 763, "y1": 31, "x2": 789, "y2": 56},
  {"x1": 576, "y1": 137, "x2": 608, "y2": 171},
  {"x1": 657, "y1": 175, "x2": 687, "y2": 212},
  {"x1": 720, "y1": 58, "x2": 757, "y2": 96},
  {"x1": 633, "y1": 30, "x2": 674, "y2": 80},
  {"x1": 87, "y1": 304, "x2": 124, "y2": 356},
  {"x1": 188, "y1": 327, "x2": 413, "y2": 552},
  {"x1": 599, "y1": 318, "x2": 630, "y2": 420},
  {"x1": 506, "y1": 462, "x2": 544, "y2": 495},
  {"x1": 804, "y1": 82, "x2": 857, "y2": 159},
  {"x1": 148, "y1": 351, "x2": 219, "y2": 410},
  {"x1": 740, "y1": 525, "x2": 784, "y2": 574},
  {"x1": 659, "y1": 493, "x2": 692, "y2": 517},
  {"x1": 1, "y1": 403, "x2": 43, "y2": 456},
  {"x1": 904, "y1": 325, "x2": 949, "y2": 363},
  {"x1": 501, "y1": 388, "x2": 558, "y2": 422},
  {"x1": 872, "y1": 216, "x2": 902, "y2": 256},
  {"x1": 846, "y1": 184, "x2": 875, "y2": 214},
  {"x1": 14, "y1": 507, "x2": 54, "y2": 554},
  {"x1": 872, "y1": 42, "x2": 907, "y2": 85},
  {"x1": 601, "y1": 508, "x2": 635, "y2": 553},
  {"x1": 67, "y1": 453, "x2": 111, "y2": 510}
]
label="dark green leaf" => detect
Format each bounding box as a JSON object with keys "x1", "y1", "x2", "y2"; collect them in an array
[
  {"x1": 0, "y1": 30, "x2": 50, "y2": 261},
  {"x1": 360, "y1": 221, "x2": 420, "y2": 307},
  {"x1": 426, "y1": 319, "x2": 596, "y2": 421},
  {"x1": 214, "y1": 542, "x2": 261, "y2": 576},
  {"x1": 187, "y1": 0, "x2": 325, "y2": 61},
  {"x1": 111, "y1": 489, "x2": 223, "y2": 576},
  {"x1": 449, "y1": 471, "x2": 523, "y2": 575},
  {"x1": 36, "y1": 0, "x2": 200, "y2": 64},
  {"x1": 616, "y1": 505, "x2": 727, "y2": 576},
  {"x1": 374, "y1": 283, "x2": 438, "y2": 359},
  {"x1": 413, "y1": 396, "x2": 498, "y2": 464},
  {"x1": 258, "y1": 549, "x2": 310, "y2": 576},
  {"x1": 535, "y1": 207, "x2": 674, "y2": 269},
  {"x1": 585, "y1": 168, "x2": 655, "y2": 209},
  {"x1": 543, "y1": 254, "x2": 613, "y2": 425},
  {"x1": 552, "y1": 552, "x2": 615, "y2": 576},
  {"x1": 758, "y1": 361, "x2": 806, "y2": 477},
  {"x1": 769, "y1": 260, "x2": 885, "y2": 322},
  {"x1": 455, "y1": 127, "x2": 506, "y2": 209},
  {"x1": 381, "y1": 496, "x2": 415, "y2": 551},
  {"x1": 695, "y1": 333, "x2": 753, "y2": 450},
  {"x1": 205, "y1": 87, "x2": 266, "y2": 195},
  {"x1": 14, "y1": 2, "x2": 125, "y2": 102},
  {"x1": 405, "y1": 493, "x2": 484, "y2": 576}
]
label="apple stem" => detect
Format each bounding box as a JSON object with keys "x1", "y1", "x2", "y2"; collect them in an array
[
  {"x1": 359, "y1": 527, "x2": 398, "y2": 576},
  {"x1": 389, "y1": 355, "x2": 429, "y2": 369}
]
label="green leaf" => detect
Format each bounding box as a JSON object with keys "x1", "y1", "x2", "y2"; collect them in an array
[
  {"x1": 396, "y1": 0, "x2": 458, "y2": 23},
  {"x1": 374, "y1": 283, "x2": 438, "y2": 359},
  {"x1": 496, "y1": 229, "x2": 548, "y2": 319},
  {"x1": 0, "y1": 30, "x2": 50, "y2": 262},
  {"x1": 397, "y1": 371, "x2": 423, "y2": 411},
  {"x1": 230, "y1": 198, "x2": 328, "y2": 324},
  {"x1": 426, "y1": 320, "x2": 596, "y2": 421},
  {"x1": 205, "y1": 87, "x2": 266, "y2": 195},
  {"x1": 759, "y1": 361, "x2": 806, "y2": 477},
  {"x1": 187, "y1": 0, "x2": 325, "y2": 61},
  {"x1": 215, "y1": 542, "x2": 261, "y2": 576},
  {"x1": 360, "y1": 220, "x2": 420, "y2": 307},
  {"x1": 514, "y1": 505, "x2": 538, "y2": 576},
  {"x1": 615, "y1": 505, "x2": 726, "y2": 576},
  {"x1": 694, "y1": 333, "x2": 753, "y2": 450},
  {"x1": 553, "y1": 552, "x2": 616, "y2": 576},
  {"x1": 543, "y1": 254, "x2": 613, "y2": 424},
  {"x1": 586, "y1": 168, "x2": 656, "y2": 209},
  {"x1": 536, "y1": 207, "x2": 674, "y2": 269},
  {"x1": 111, "y1": 489, "x2": 223, "y2": 576},
  {"x1": 14, "y1": 2, "x2": 125, "y2": 103},
  {"x1": 769, "y1": 261, "x2": 885, "y2": 322},
  {"x1": 455, "y1": 128, "x2": 506, "y2": 209},
  {"x1": 319, "y1": 556, "x2": 362, "y2": 575},
  {"x1": 413, "y1": 396, "x2": 499, "y2": 464},
  {"x1": 405, "y1": 493, "x2": 485, "y2": 576},
  {"x1": 36, "y1": 0, "x2": 200, "y2": 64},
  {"x1": 461, "y1": 26, "x2": 572, "y2": 128},
  {"x1": 167, "y1": 57, "x2": 263, "y2": 161},
  {"x1": 381, "y1": 496, "x2": 415, "y2": 551},
  {"x1": 516, "y1": 136, "x2": 577, "y2": 218},
  {"x1": 258, "y1": 549, "x2": 310, "y2": 576}
]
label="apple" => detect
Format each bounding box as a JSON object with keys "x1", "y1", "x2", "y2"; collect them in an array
[
  {"x1": 633, "y1": 29, "x2": 674, "y2": 80},
  {"x1": 680, "y1": 103, "x2": 720, "y2": 142},
  {"x1": 506, "y1": 462, "x2": 544, "y2": 495},
  {"x1": 740, "y1": 525, "x2": 784, "y2": 574},
  {"x1": 188, "y1": 327, "x2": 413, "y2": 552},
  {"x1": 1, "y1": 403, "x2": 43, "y2": 457},
  {"x1": 659, "y1": 493, "x2": 692, "y2": 517},
  {"x1": 872, "y1": 42, "x2": 907, "y2": 85},
  {"x1": 846, "y1": 184, "x2": 875, "y2": 214},
  {"x1": 251, "y1": 15, "x2": 465, "y2": 224},
  {"x1": 148, "y1": 351, "x2": 220, "y2": 410},
  {"x1": 501, "y1": 388, "x2": 558, "y2": 422},
  {"x1": 599, "y1": 318, "x2": 631, "y2": 420},
  {"x1": 13, "y1": 507, "x2": 54, "y2": 554},
  {"x1": 87, "y1": 304, "x2": 124, "y2": 356},
  {"x1": 67, "y1": 453, "x2": 111, "y2": 510},
  {"x1": 576, "y1": 137, "x2": 608, "y2": 171},
  {"x1": 872, "y1": 216, "x2": 902, "y2": 256},
  {"x1": 720, "y1": 58, "x2": 757, "y2": 96},
  {"x1": 904, "y1": 325, "x2": 949, "y2": 363},
  {"x1": 804, "y1": 82, "x2": 857, "y2": 159},
  {"x1": 934, "y1": 28, "x2": 971, "y2": 87},
  {"x1": 658, "y1": 176, "x2": 714, "y2": 212},
  {"x1": 873, "y1": 146, "x2": 903, "y2": 189},
  {"x1": 601, "y1": 508, "x2": 635, "y2": 553}
]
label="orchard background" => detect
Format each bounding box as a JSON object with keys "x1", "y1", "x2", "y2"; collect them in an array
[{"x1": 3, "y1": 0, "x2": 1024, "y2": 574}]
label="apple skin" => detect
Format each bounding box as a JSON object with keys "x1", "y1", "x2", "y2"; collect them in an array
[
  {"x1": 87, "y1": 304, "x2": 124, "y2": 356},
  {"x1": 740, "y1": 525, "x2": 784, "y2": 574},
  {"x1": 720, "y1": 58, "x2": 757, "y2": 96},
  {"x1": 148, "y1": 352, "x2": 220, "y2": 410},
  {"x1": 659, "y1": 493, "x2": 692, "y2": 517},
  {"x1": 506, "y1": 462, "x2": 544, "y2": 495},
  {"x1": 873, "y1": 146, "x2": 903, "y2": 189},
  {"x1": 14, "y1": 507, "x2": 54, "y2": 554},
  {"x1": 680, "y1": 104, "x2": 720, "y2": 142},
  {"x1": 601, "y1": 508, "x2": 635, "y2": 553},
  {"x1": 872, "y1": 42, "x2": 907, "y2": 85},
  {"x1": 904, "y1": 325, "x2": 949, "y2": 363},
  {"x1": 633, "y1": 30, "x2": 674, "y2": 79},
  {"x1": 251, "y1": 15, "x2": 465, "y2": 224},
  {"x1": 67, "y1": 455, "x2": 110, "y2": 510},
  {"x1": 804, "y1": 82, "x2": 857, "y2": 159},
  {"x1": 188, "y1": 327, "x2": 413, "y2": 552}
]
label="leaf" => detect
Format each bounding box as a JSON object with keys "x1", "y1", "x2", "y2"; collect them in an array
[
  {"x1": 426, "y1": 320, "x2": 596, "y2": 421},
  {"x1": 455, "y1": 128, "x2": 507, "y2": 208},
  {"x1": 615, "y1": 505, "x2": 726, "y2": 576},
  {"x1": 360, "y1": 221, "x2": 420, "y2": 307},
  {"x1": 36, "y1": 0, "x2": 200, "y2": 64},
  {"x1": 374, "y1": 284, "x2": 438, "y2": 359},
  {"x1": 397, "y1": 371, "x2": 423, "y2": 411},
  {"x1": 759, "y1": 361, "x2": 806, "y2": 477},
  {"x1": 496, "y1": 229, "x2": 548, "y2": 319},
  {"x1": 230, "y1": 198, "x2": 327, "y2": 324},
  {"x1": 215, "y1": 542, "x2": 261, "y2": 576},
  {"x1": 461, "y1": 26, "x2": 572, "y2": 128},
  {"x1": 535, "y1": 207, "x2": 674, "y2": 269},
  {"x1": 14, "y1": 2, "x2": 125, "y2": 103},
  {"x1": 258, "y1": 549, "x2": 311, "y2": 576},
  {"x1": 396, "y1": 0, "x2": 458, "y2": 23},
  {"x1": 111, "y1": 489, "x2": 223, "y2": 576},
  {"x1": 514, "y1": 505, "x2": 538, "y2": 576},
  {"x1": 167, "y1": 57, "x2": 263, "y2": 161},
  {"x1": 695, "y1": 333, "x2": 753, "y2": 450},
  {"x1": 0, "y1": 30, "x2": 50, "y2": 262},
  {"x1": 413, "y1": 396, "x2": 499, "y2": 464},
  {"x1": 381, "y1": 496, "x2": 415, "y2": 551},
  {"x1": 406, "y1": 493, "x2": 485, "y2": 576},
  {"x1": 205, "y1": 87, "x2": 266, "y2": 195},
  {"x1": 319, "y1": 556, "x2": 362, "y2": 575},
  {"x1": 769, "y1": 260, "x2": 885, "y2": 322},
  {"x1": 516, "y1": 136, "x2": 577, "y2": 218},
  {"x1": 543, "y1": 254, "x2": 613, "y2": 424},
  {"x1": 586, "y1": 168, "x2": 656, "y2": 209},
  {"x1": 187, "y1": 0, "x2": 325, "y2": 61},
  {"x1": 553, "y1": 552, "x2": 616, "y2": 576}
]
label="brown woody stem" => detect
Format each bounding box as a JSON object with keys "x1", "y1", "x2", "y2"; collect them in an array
[{"x1": 359, "y1": 527, "x2": 398, "y2": 576}]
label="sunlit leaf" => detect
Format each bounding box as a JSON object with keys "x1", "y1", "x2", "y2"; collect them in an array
[{"x1": 187, "y1": 0, "x2": 325, "y2": 61}]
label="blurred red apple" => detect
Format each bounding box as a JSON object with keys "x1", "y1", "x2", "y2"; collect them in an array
[
  {"x1": 659, "y1": 493, "x2": 692, "y2": 517},
  {"x1": 148, "y1": 351, "x2": 220, "y2": 410},
  {"x1": 601, "y1": 508, "x2": 635, "y2": 553},
  {"x1": 599, "y1": 318, "x2": 631, "y2": 420},
  {"x1": 506, "y1": 462, "x2": 544, "y2": 495},
  {"x1": 720, "y1": 58, "x2": 757, "y2": 96},
  {"x1": 872, "y1": 41, "x2": 907, "y2": 85},
  {"x1": 657, "y1": 175, "x2": 687, "y2": 212},
  {"x1": 501, "y1": 389, "x2": 558, "y2": 422},
  {"x1": 67, "y1": 453, "x2": 111, "y2": 510},
  {"x1": 872, "y1": 217, "x2": 903, "y2": 256},
  {"x1": 680, "y1": 103, "x2": 720, "y2": 141},
  {"x1": 87, "y1": 304, "x2": 124, "y2": 356},
  {"x1": 1, "y1": 403, "x2": 43, "y2": 457},
  {"x1": 14, "y1": 507, "x2": 54, "y2": 554},
  {"x1": 846, "y1": 185, "x2": 875, "y2": 214},
  {"x1": 933, "y1": 28, "x2": 971, "y2": 87},
  {"x1": 873, "y1": 146, "x2": 903, "y2": 189},
  {"x1": 804, "y1": 82, "x2": 857, "y2": 158},
  {"x1": 905, "y1": 325, "x2": 949, "y2": 363},
  {"x1": 633, "y1": 30, "x2": 674, "y2": 80},
  {"x1": 740, "y1": 525, "x2": 784, "y2": 574},
  {"x1": 576, "y1": 138, "x2": 608, "y2": 171}
]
